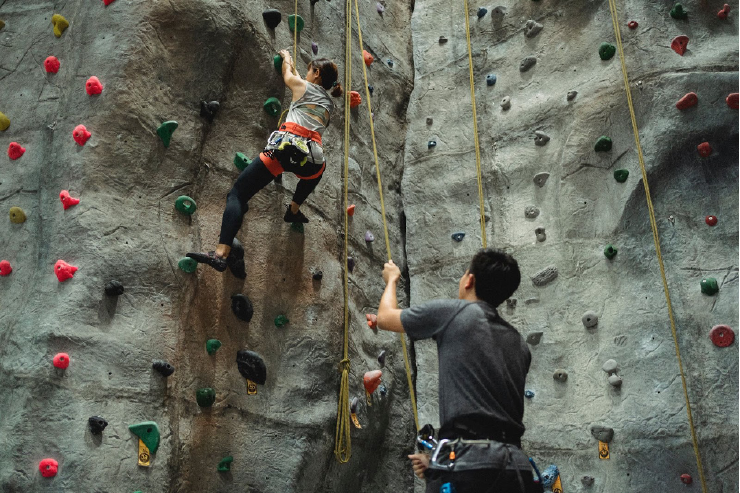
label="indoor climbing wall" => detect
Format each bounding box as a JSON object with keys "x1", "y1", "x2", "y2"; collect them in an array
[{"x1": 404, "y1": 0, "x2": 738, "y2": 492}]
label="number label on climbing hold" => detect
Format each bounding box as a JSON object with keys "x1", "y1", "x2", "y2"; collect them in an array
[
  {"x1": 552, "y1": 475, "x2": 563, "y2": 493},
  {"x1": 137, "y1": 439, "x2": 151, "y2": 467},
  {"x1": 710, "y1": 325, "x2": 734, "y2": 347},
  {"x1": 247, "y1": 379, "x2": 257, "y2": 395}
]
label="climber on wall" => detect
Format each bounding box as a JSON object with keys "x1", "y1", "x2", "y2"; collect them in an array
[
  {"x1": 186, "y1": 50, "x2": 343, "y2": 276},
  {"x1": 374, "y1": 250, "x2": 543, "y2": 493}
]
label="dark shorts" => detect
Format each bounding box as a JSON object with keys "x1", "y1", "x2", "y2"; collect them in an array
[{"x1": 425, "y1": 468, "x2": 544, "y2": 493}]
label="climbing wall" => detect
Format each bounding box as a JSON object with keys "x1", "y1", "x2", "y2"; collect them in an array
[{"x1": 404, "y1": 0, "x2": 738, "y2": 492}]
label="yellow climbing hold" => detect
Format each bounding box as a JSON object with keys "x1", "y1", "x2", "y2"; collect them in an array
[
  {"x1": 51, "y1": 14, "x2": 69, "y2": 38},
  {"x1": 0, "y1": 20, "x2": 5, "y2": 31},
  {"x1": 9, "y1": 207, "x2": 26, "y2": 224},
  {"x1": 0, "y1": 112, "x2": 9, "y2": 132}
]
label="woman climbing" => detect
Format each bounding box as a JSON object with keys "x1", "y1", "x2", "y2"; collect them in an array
[{"x1": 187, "y1": 50, "x2": 343, "y2": 277}]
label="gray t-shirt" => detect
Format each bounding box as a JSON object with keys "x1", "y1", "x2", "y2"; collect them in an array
[{"x1": 401, "y1": 299, "x2": 531, "y2": 436}]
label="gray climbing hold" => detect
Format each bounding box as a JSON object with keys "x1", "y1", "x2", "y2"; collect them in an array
[
  {"x1": 532, "y1": 266, "x2": 558, "y2": 286},
  {"x1": 601, "y1": 359, "x2": 618, "y2": 374},
  {"x1": 590, "y1": 425, "x2": 614, "y2": 443},
  {"x1": 525, "y1": 206, "x2": 540, "y2": 219},
  {"x1": 492, "y1": 6, "x2": 507, "y2": 16},
  {"x1": 533, "y1": 172, "x2": 549, "y2": 187},
  {"x1": 567, "y1": 90, "x2": 578, "y2": 101},
  {"x1": 553, "y1": 369, "x2": 568, "y2": 382},
  {"x1": 582, "y1": 311, "x2": 599, "y2": 328},
  {"x1": 534, "y1": 131, "x2": 550, "y2": 146},
  {"x1": 506, "y1": 298, "x2": 517, "y2": 309},
  {"x1": 608, "y1": 374, "x2": 623, "y2": 387},
  {"x1": 535, "y1": 227, "x2": 546, "y2": 242},
  {"x1": 451, "y1": 232, "x2": 465, "y2": 242},
  {"x1": 526, "y1": 331, "x2": 543, "y2": 345},
  {"x1": 520, "y1": 56, "x2": 537, "y2": 72},
  {"x1": 524, "y1": 20, "x2": 543, "y2": 38},
  {"x1": 581, "y1": 476, "x2": 595, "y2": 486},
  {"x1": 350, "y1": 396, "x2": 359, "y2": 413},
  {"x1": 500, "y1": 96, "x2": 511, "y2": 110}
]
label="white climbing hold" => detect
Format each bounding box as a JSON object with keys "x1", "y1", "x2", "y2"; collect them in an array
[
  {"x1": 602, "y1": 359, "x2": 618, "y2": 374},
  {"x1": 500, "y1": 96, "x2": 511, "y2": 110}
]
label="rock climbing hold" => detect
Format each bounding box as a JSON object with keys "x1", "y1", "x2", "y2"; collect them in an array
[
  {"x1": 218, "y1": 456, "x2": 233, "y2": 472},
  {"x1": 9, "y1": 206, "x2": 26, "y2": 224},
  {"x1": 0, "y1": 112, "x2": 9, "y2": 131},
  {"x1": 590, "y1": 425, "x2": 614, "y2": 443},
  {"x1": 128, "y1": 421, "x2": 160, "y2": 454},
  {"x1": 103, "y1": 0, "x2": 116, "y2": 6},
  {"x1": 73, "y1": 124, "x2": 91, "y2": 146},
  {"x1": 367, "y1": 85, "x2": 374, "y2": 96},
  {"x1": 376, "y1": 2, "x2": 385, "y2": 14},
  {"x1": 428, "y1": 140, "x2": 437, "y2": 148},
  {"x1": 364, "y1": 230, "x2": 375, "y2": 242},
  {"x1": 59, "y1": 190, "x2": 80, "y2": 210},
  {"x1": 500, "y1": 96, "x2": 511, "y2": 110},
  {"x1": 477, "y1": 7, "x2": 487, "y2": 18},
  {"x1": 152, "y1": 360, "x2": 175, "y2": 377},
  {"x1": 0, "y1": 20, "x2": 4, "y2": 30},
  {"x1": 519, "y1": 56, "x2": 537, "y2": 72},
  {"x1": 350, "y1": 396, "x2": 360, "y2": 414},
  {"x1": 39, "y1": 458, "x2": 59, "y2": 478},
  {"x1": 288, "y1": 14, "x2": 304, "y2": 33},
  {"x1": 155, "y1": 121, "x2": 177, "y2": 148},
  {"x1": 200, "y1": 100, "x2": 220, "y2": 122},
  {"x1": 178, "y1": 256, "x2": 201, "y2": 274},
  {"x1": 676, "y1": 92, "x2": 698, "y2": 110},
  {"x1": 603, "y1": 244, "x2": 618, "y2": 259},
  {"x1": 0, "y1": 260, "x2": 12, "y2": 276},
  {"x1": 535, "y1": 227, "x2": 546, "y2": 242},
  {"x1": 378, "y1": 384, "x2": 387, "y2": 397},
  {"x1": 524, "y1": 390, "x2": 535, "y2": 399},
  {"x1": 51, "y1": 14, "x2": 69, "y2": 38},
  {"x1": 526, "y1": 331, "x2": 543, "y2": 345},
  {"x1": 196, "y1": 388, "x2": 216, "y2": 408},
  {"x1": 263, "y1": 97, "x2": 281, "y2": 117},
  {"x1": 274, "y1": 314, "x2": 289, "y2": 327},
  {"x1": 582, "y1": 311, "x2": 599, "y2": 329},
  {"x1": 532, "y1": 266, "x2": 558, "y2": 286},
  {"x1": 710, "y1": 325, "x2": 734, "y2": 347},
  {"x1": 534, "y1": 131, "x2": 550, "y2": 146},
  {"x1": 364, "y1": 370, "x2": 382, "y2": 394},
  {"x1": 366, "y1": 313, "x2": 378, "y2": 329},
  {"x1": 311, "y1": 42, "x2": 318, "y2": 55},
  {"x1": 347, "y1": 204, "x2": 356, "y2": 216},
  {"x1": 312, "y1": 270, "x2": 323, "y2": 281},
  {"x1": 718, "y1": 4, "x2": 731, "y2": 19},
  {"x1": 602, "y1": 359, "x2": 618, "y2": 374},
  {"x1": 705, "y1": 215, "x2": 718, "y2": 226},
  {"x1": 8, "y1": 142, "x2": 25, "y2": 160},
  {"x1": 234, "y1": 152, "x2": 250, "y2": 171},
  {"x1": 567, "y1": 90, "x2": 578, "y2": 101},
  {"x1": 697, "y1": 142, "x2": 712, "y2": 157},
  {"x1": 627, "y1": 20, "x2": 638, "y2": 29},
  {"x1": 206, "y1": 339, "x2": 222, "y2": 355},
  {"x1": 378, "y1": 350, "x2": 386, "y2": 366},
  {"x1": 236, "y1": 349, "x2": 267, "y2": 385},
  {"x1": 451, "y1": 232, "x2": 465, "y2": 242},
  {"x1": 86, "y1": 76, "x2": 103, "y2": 96},
  {"x1": 273, "y1": 54, "x2": 284, "y2": 72},
  {"x1": 553, "y1": 369, "x2": 568, "y2": 382},
  {"x1": 594, "y1": 136, "x2": 612, "y2": 152},
  {"x1": 348, "y1": 257, "x2": 355, "y2": 273},
  {"x1": 701, "y1": 277, "x2": 719, "y2": 295},
  {"x1": 89, "y1": 416, "x2": 108, "y2": 435},
  {"x1": 104, "y1": 280, "x2": 124, "y2": 296},
  {"x1": 727, "y1": 93, "x2": 739, "y2": 109},
  {"x1": 524, "y1": 20, "x2": 543, "y2": 38},
  {"x1": 486, "y1": 74, "x2": 496, "y2": 86},
  {"x1": 614, "y1": 169, "x2": 629, "y2": 183},
  {"x1": 350, "y1": 91, "x2": 362, "y2": 108},
  {"x1": 175, "y1": 195, "x2": 197, "y2": 215},
  {"x1": 524, "y1": 206, "x2": 540, "y2": 219},
  {"x1": 426, "y1": 117, "x2": 433, "y2": 125},
  {"x1": 581, "y1": 476, "x2": 595, "y2": 486},
  {"x1": 506, "y1": 299, "x2": 517, "y2": 309},
  {"x1": 670, "y1": 35, "x2": 689, "y2": 56},
  {"x1": 670, "y1": 3, "x2": 688, "y2": 20},
  {"x1": 45, "y1": 56, "x2": 60, "y2": 73},
  {"x1": 262, "y1": 8, "x2": 281, "y2": 28},
  {"x1": 53, "y1": 352, "x2": 70, "y2": 369},
  {"x1": 533, "y1": 172, "x2": 549, "y2": 187},
  {"x1": 439, "y1": 36, "x2": 448, "y2": 44},
  {"x1": 362, "y1": 50, "x2": 374, "y2": 66},
  {"x1": 599, "y1": 42, "x2": 616, "y2": 60},
  {"x1": 540, "y1": 465, "x2": 559, "y2": 487},
  {"x1": 680, "y1": 474, "x2": 692, "y2": 485},
  {"x1": 231, "y1": 294, "x2": 254, "y2": 322},
  {"x1": 55, "y1": 260, "x2": 78, "y2": 282}
]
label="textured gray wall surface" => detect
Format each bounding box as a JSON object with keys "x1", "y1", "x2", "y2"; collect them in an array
[{"x1": 0, "y1": 0, "x2": 737, "y2": 493}]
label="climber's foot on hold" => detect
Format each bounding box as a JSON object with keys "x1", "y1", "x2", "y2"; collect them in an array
[
  {"x1": 186, "y1": 251, "x2": 227, "y2": 272},
  {"x1": 226, "y1": 238, "x2": 247, "y2": 279},
  {"x1": 284, "y1": 204, "x2": 309, "y2": 224}
]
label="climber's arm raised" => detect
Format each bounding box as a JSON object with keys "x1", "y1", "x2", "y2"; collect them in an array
[
  {"x1": 376, "y1": 261, "x2": 405, "y2": 333},
  {"x1": 279, "y1": 49, "x2": 306, "y2": 97}
]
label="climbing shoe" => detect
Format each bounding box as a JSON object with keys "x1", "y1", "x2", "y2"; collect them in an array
[
  {"x1": 226, "y1": 238, "x2": 247, "y2": 279},
  {"x1": 186, "y1": 251, "x2": 227, "y2": 272},
  {"x1": 284, "y1": 205, "x2": 309, "y2": 224}
]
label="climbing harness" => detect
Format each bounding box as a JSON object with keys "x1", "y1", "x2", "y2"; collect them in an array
[
  {"x1": 429, "y1": 439, "x2": 531, "y2": 473},
  {"x1": 264, "y1": 130, "x2": 310, "y2": 166},
  {"x1": 606, "y1": 1, "x2": 707, "y2": 491}
]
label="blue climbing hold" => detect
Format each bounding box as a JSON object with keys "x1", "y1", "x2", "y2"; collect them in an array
[
  {"x1": 368, "y1": 85, "x2": 374, "y2": 96},
  {"x1": 451, "y1": 232, "x2": 465, "y2": 242},
  {"x1": 541, "y1": 465, "x2": 559, "y2": 487},
  {"x1": 477, "y1": 7, "x2": 487, "y2": 18},
  {"x1": 486, "y1": 74, "x2": 496, "y2": 86},
  {"x1": 524, "y1": 390, "x2": 535, "y2": 399}
]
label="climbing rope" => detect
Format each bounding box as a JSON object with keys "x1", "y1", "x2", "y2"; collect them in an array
[{"x1": 606, "y1": 1, "x2": 707, "y2": 491}]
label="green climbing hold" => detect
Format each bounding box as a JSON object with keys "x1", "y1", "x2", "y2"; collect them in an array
[
  {"x1": 178, "y1": 257, "x2": 198, "y2": 273},
  {"x1": 288, "y1": 14, "x2": 304, "y2": 33},
  {"x1": 670, "y1": 3, "x2": 688, "y2": 20},
  {"x1": 128, "y1": 421, "x2": 160, "y2": 454},
  {"x1": 274, "y1": 54, "x2": 283, "y2": 71},
  {"x1": 594, "y1": 136, "x2": 612, "y2": 152},
  {"x1": 175, "y1": 195, "x2": 197, "y2": 215},
  {"x1": 700, "y1": 277, "x2": 719, "y2": 295},
  {"x1": 599, "y1": 42, "x2": 616, "y2": 60},
  {"x1": 274, "y1": 315, "x2": 289, "y2": 327},
  {"x1": 206, "y1": 339, "x2": 222, "y2": 355},
  {"x1": 290, "y1": 222, "x2": 304, "y2": 234},
  {"x1": 157, "y1": 121, "x2": 178, "y2": 147},
  {"x1": 218, "y1": 456, "x2": 233, "y2": 472},
  {"x1": 614, "y1": 169, "x2": 629, "y2": 183},
  {"x1": 196, "y1": 387, "x2": 216, "y2": 407},
  {"x1": 234, "y1": 152, "x2": 250, "y2": 171},
  {"x1": 9, "y1": 206, "x2": 26, "y2": 224},
  {"x1": 604, "y1": 244, "x2": 618, "y2": 259},
  {"x1": 263, "y1": 97, "x2": 281, "y2": 117}
]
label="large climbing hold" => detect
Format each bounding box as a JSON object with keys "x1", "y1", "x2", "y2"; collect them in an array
[
  {"x1": 196, "y1": 388, "x2": 216, "y2": 408},
  {"x1": 73, "y1": 124, "x2": 91, "y2": 146},
  {"x1": 86, "y1": 76, "x2": 103, "y2": 96},
  {"x1": 54, "y1": 260, "x2": 78, "y2": 282},
  {"x1": 88, "y1": 416, "x2": 108, "y2": 435},
  {"x1": 39, "y1": 458, "x2": 59, "y2": 478},
  {"x1": 51, "y1": 14, "x2": 69, "y2": 37},
  {"x1": 363, "y1": 50, "x2": 374, "y2": 66},
  {"x1": 157, "y1": 121, "x2": 178, "y2": 147},
  {"x1": 718, "y1": 4, "x2": 731, "y2": 20},
  {"x1": 594, "y1": 136, "x2": 612, "y2": 152},
  {"x1": 152, "y1": 360, "x2": 175, "y2": 376},
  {"x1": 178, "y1": 257, "x2": 197, "y2": 273},
  {"x1": 263, "y1": 97, "x2": 281, "y2": 117},
  {"x1": 671, "y1": 35, "x2": 689, "y2": 56},
  {"x1": 0, "y1": 260, "x2": 12, "y2": 276},
  {"x1": 288, "y1": 14, "x2": 304, "y2": 33},
  {"x1": 128, "y1": 421, "x2": 160, "y2": 454},
  {"x1": 676, "y1": 92, "x2": 698, "y2": 110},
  {"x1": 727, "y1": 93, "x2": 739, "y2": 109},
  {"x1": 206, "y1": 339, "x2": 222, "y2": 355},
  {"x1": 236, "y1": 349, "x2": 267, "y2": 385},
  {"x1": 700, "y1": 277, "x2": 719, "y2": 295},
  {"x1": 670, "y1": 3, "x2": 688, "y2": 20},
  {"x1": 8, "y1": 142, "x2": 25, "y2": 160},
  {"x1": 363, "y1": 370, "x2": 382, "y2": 395},
  {"x1": 218, "y1": 456, "x2": 233, "y2": 472},
  {"x1": 598, "y1": 42, "x2": 616, "y2": 60},
  {"x1": 262, "y1": 9, "x2": 281, "y2": 29},
  {"x1": 53, "y1": 352, "x2": 70, "y2": 369},
  {"x1": 350, "y1": 91, "x2": 362, "y2": 108},
  {"x1": 9, "y1": 206, "x2": 26, "y2": 224},
  {"x1": 200, "y1": 100, "x2": 220, "y2": 123},
  {"x1": 231, "y1": 294, "x2": 254, "y2": 322},
  {"x1": 0, "y1": 111, "x2": 9, "y2": 131},
  {"x1": 697, "y1": 142, "x2": 712, "y2": 157},
  {"x1": 59, "y1": 190, "x2": 80, "y2": 210},
  {"x1": 45, "y1": 56, "x2": 61, "y2": 74},
  {"x1": 175, "y1": 195, "x2": 197, "y2": 215},
  {"x1": 710, "y1": 325, "x2": 734, "y2": 347}
]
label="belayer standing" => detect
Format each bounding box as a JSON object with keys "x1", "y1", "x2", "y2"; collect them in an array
[
  {"x1": 187, "y1": 50, "x2": 343, "y2": 276},
  {"x1": 374, "y1": 249, "x2": 543, "y2": 493}
]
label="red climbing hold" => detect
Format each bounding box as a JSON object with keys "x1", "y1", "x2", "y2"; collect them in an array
[
  {"x1": 53, "y1": 353, "x2": 70, "y2": 369},
  {"x1": 8, "y1": 142, "x2": 25, "y2": 160},
  {"x1": 680, "y1": 474, "x2": 692, "y2": 485},
  {"x1": 675, "y1": 92, "x2": 698, "y2": 110},
  {"x1": 726, "y1": 93, "x2": 739, "y2": 109},
  {"x1": 718, "y1": 4, "x2": 730, "y2": 20},
  {"x1": 363, "y1": 50, "x2": 374, "y2": 66},
  {"x1": 59, "y1": 190, "x2": 80, "y2": 210},
  {"x1": 350, "y1": 91, "x2": 362, "y2": 108},
  {"x1": 710, "y1": 325, "x2": 734, "y2": 347},
  {"x1": 671, "y1": 36, "x2": 689, "y2": 56},
  {"x1": 0, "y1": 260, "x2": 12, "y2": 276},
  {"x1": 705, "y1": 215, "x2": 718, "y2": 226},
  {"x1": 85, "y1": 76, "x2": 103, "y2": 96},
  {"x1": 39, "y1": 458, "x2": 59, "y2": 478},
  {"x1": 73, "y1": 125, "x2": 91, "y2": 146},
  {"x1": 366, "y1": 314, "x2": 378, "y2": 329},
  {"x1": 44, "y1": 56, "x2": 60, "y2": 74},
  {"x1": 363, "y1": 370, "x2": 382, "y2": 394},
  {"x1": 347, "y1": 204, "x2": 356, "y2": 216},
  {"x1": 697, "y1": 142, "x2": 712, "y2": 157},
  {"x1": 54, "y1": 260, "x2": 78, "y2": 282},
  {"x1": 627, "y1": 21, "x2": 638, "y2": 29},
  {"x1": 103, "y1": 0, "x2": 117, "y2": 5}
]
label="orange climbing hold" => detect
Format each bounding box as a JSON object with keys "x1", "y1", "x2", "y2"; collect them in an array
[
  {"x1": 7, "y1": 142, "x2": 25, "y2": 160},
  {"x1": 349, "y1": 91, "x2": 362, "y2": 108},
  {"x1": 363, "y1": 370, "x2": 382, "y2": 394},
  {"x1": 675, "y1": 92, "x2": 698, "y2": 110},
  {"x1": 0, "y1": 260, "x2": 12, "y2": 276},
  {"x1": 347, "y1": 204, "x2": 356, "y2": 216},
  {"x1": 363, "y1": 50, "x2": 374, "y2": 66},
  {"x1": 727, "y1": 93, "x2": 739, "y2": 109},
  {"x1": 54, "y1": 259, "x2": 78, "y2": 282},
  {"x1": 697, "y1": 142, "x2": 712, "y2": 157},
  {"x1": 59, "y1": 190, "x2": 80, "y2": 210},
  {"x1": 671, "y1": 35, "x2": 689, "y2": 56},
  {"x1": 366, "y1": 314, "x2": 378, "y2": 329}
]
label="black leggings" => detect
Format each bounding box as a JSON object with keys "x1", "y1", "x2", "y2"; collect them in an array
[
  {"x1": 218, "y1": 155, "x2": 323, "y2": 245},
  {"x1": 425, "y1": 469, "x2": 544, "y2": 493}
]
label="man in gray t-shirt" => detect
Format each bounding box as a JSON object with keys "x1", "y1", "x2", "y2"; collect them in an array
[{"x1": 375, "y1": 249, "x2": 541, "y2": 493}]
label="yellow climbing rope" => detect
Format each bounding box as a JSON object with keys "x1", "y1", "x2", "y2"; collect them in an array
[
  {"x1": 606, "y1": 1, "x2": 707, "y2": 491},
  {"x1": 276, "y1": 0, "x2": 300, "y2": 128}
]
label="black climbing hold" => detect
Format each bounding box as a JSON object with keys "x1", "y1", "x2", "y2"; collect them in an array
[
  {"x1": 506, "y1": 298, "x2": 517, "y2": 309},
  {"x1": 231, "y1": 294, "x2": 254, "y2": 322},
  {"x1": 236, "y1": 349, "x2": 267, "y2": 385},
  {"x1": 426, "y1": 117, "x2": 433, "y2": 125},
  {"x1": 387, "y1": 59, "x2": 394, "y2": 67},
  {"x1": 519, "y1": 56, "x2": 537, "y2": 72},
  {"x1": 312, "y1": 270, "x2": 323, "y2": 281},
  {"x1": 581, "y1": 476, "x2": 595, "y2": 486},
  {"x1": 535, "y1": 227, "x2": 546, "y2": 242},
  {"x1": 104, "y1": 280, "x2": 124, "y2": 296},
  {"x1": 594, "y1": 136, "x2": 612, "y2": 152},
  {"x1": 88, "y1": 416, "x2": 108, "y2": 435},
  {"x1": 524, "y1": 20, "x2": 543, "y2": 38},
  {"x1": 567, "y1": 90, "x2": 578, "y2": 101},
  {"x1": 200, "y1": 100, "x2": 220, "y2": 123},
  {"x1": 439, "y1": 36, "x2": 448, "y2": 44},
  {"x1": 477, "y1": 7, "x2": 487, "y2": 18},
  {"x1": 428, "y1": 140, "x2": 437, "y2": 148},
  {"x1": 451, "y1": 232, "x2": 465, "y2": 242},
  {"x1": 262, "y1": 9, "x2": 281, "y2": 29},
  {"x1": 524, "y1": 390, "x2": 535, "y2": 399},
  {"x1": 350, "y1": 396, "x2": 359, "y2": 413},
  {"x1": 196, "y1": 388, "x2": 216, "y2": 408},
  {"x1": 378, "y1": 350, "x2": 386, "y2": 366},
  {"x1": 347, "y1": 257, "x2": 355, "y2": 273},
  {"x1": 152, "y1": 360, "x2": 175, "y2": 377},
  {"x1": 368, "y1": 85, "x2": 374, "y2": 96}
]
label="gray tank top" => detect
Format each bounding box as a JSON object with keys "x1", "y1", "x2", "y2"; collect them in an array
[{"x1": 286, "y1": 82, "x2": 336, "y2": 136}]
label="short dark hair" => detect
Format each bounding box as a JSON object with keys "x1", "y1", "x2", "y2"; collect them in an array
[{"x1": 468, "y1": 248, "x2": 521, "y2": 307}]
